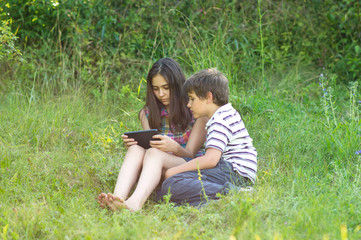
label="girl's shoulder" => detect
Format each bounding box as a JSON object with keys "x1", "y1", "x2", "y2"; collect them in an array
[
  {"x1": 140, "y1": 107, "x2": 150, "y2": 117},
  {"x1": 141, "y1": 106, "x2": 167, "y2": 118}
]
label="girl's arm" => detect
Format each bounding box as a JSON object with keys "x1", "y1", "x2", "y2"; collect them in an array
[{"x1": 139, "y1": 108, "x2": 151, "y2": 130}]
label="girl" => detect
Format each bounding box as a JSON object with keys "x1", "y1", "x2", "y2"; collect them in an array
[{"x1": 98, "y1": 58, "x2": 207, "y2": 211}]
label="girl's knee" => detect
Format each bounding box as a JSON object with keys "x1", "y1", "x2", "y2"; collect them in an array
[
  {"x1": 125, "y1": 145, "x2": 146, "y2": 161},
  {"x1": 145, "y1": 147, "x2": 162, "y2": 155},
  {"x1": 128, "y1": 144, "x2": 146, "y2": 153},
  {"x1": 144, "y1": 147, "x2": 166, "y2": 160},
  {"x1": 142, "y1": 148, "x2": 163, "y2": 165}
]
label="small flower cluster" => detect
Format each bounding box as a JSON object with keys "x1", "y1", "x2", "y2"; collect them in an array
[
  {"x1": 355, "y1": 150, "x2": 361, "y2": 155},
  {"x1": 319, "y1": 73, "x2": 336, "y2": 129},
  {"x1": 319, "y1": 74, "x2": 328, "y2": 97}
]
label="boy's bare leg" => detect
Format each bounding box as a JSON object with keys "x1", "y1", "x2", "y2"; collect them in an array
[{"x1": 123, "y1": 148, "x2": 186, "y2": 211}]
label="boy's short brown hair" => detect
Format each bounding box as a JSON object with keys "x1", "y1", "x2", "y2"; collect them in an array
[{"x1": 184, "y1": 68, "x2": 229, "y2": 106}]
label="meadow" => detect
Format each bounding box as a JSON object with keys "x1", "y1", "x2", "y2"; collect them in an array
[{"x1": 1, "y1": 0, "x2": 361, "y2": 239}]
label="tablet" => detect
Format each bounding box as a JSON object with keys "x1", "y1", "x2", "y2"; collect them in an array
[{"x1": 123, "y1": 129, "x2": 160, "y2": 149}]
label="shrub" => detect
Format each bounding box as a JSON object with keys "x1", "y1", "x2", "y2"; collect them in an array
[{"x1": 0, "y1": 19, "x2": 21, "y2": 60}]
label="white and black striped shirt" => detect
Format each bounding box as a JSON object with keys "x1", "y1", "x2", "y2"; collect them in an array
[{"x1": 205, "y1": 103, "x2": 257, "y2": 183}]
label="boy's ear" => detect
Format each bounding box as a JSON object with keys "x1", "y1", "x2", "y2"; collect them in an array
[{"x1": 206, "y1": 91, "x2": 213, "y2": 103}]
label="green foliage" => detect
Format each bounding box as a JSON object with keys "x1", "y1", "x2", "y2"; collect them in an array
[
  {"x1": 1, "y1": 0, "x2": 360, "y2": 91},
  {"x1": 319, "y1": 74, "x2": 360, "y2": 168},
  {"x1": 320, "y1": 0, "x2": 361, "y2": 80},
  {"x1": 0, "y1": 19, "x2": 21, "y2": 60}
]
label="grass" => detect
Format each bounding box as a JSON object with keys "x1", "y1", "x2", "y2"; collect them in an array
[{"x1": 1, "y1": 70, "x2": 360, "y2": 239}]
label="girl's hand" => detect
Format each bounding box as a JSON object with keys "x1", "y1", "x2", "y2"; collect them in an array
[
  {"x1": 121, "y1": 134, "x2": 137, "y2": 148},
  {"x1": 149, "y1": 134, "x2": 179, "y2": 153}
]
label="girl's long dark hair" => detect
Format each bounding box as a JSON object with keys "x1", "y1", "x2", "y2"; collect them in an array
[{"x1": 141, "y1": 58, "x2": 192, "y2": 133}]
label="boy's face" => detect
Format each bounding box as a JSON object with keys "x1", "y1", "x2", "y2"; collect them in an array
[{"x1": 187, "y1": 90, "x2": 208, "y2": 119}]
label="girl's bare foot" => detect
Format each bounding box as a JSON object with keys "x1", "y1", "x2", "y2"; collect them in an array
[
  {"x1": 106, "y1": 193, "x2": 126, "y2": 211},
  {"x1": 97, "y1": 193, "x2": 108, "y2": 209}
]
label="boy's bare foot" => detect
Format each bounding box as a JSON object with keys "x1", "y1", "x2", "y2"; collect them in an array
[
  {"x1": 97, "y1": 193, "x2": 108, "y2": 209},
  {"x1": 106, "y1": 193, "x2": 126, "y2": 211}
]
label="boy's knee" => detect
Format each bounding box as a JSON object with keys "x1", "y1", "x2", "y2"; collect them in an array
[
  {"x1": 161, "y1": 175, "x2": 177, "y2": 191},
  {"x1": 161, "y1": 175, "x2": 183, "y2": 196},
  {"x1": 161, "y1": 172, "x2": 197, "y2": 195}
]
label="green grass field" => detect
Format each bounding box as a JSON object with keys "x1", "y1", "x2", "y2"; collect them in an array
[{"x1": 1, "y1": 73, "x2": 360, "y2": 239}]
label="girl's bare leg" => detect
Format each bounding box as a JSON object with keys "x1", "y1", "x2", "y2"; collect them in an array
[
  {"x1": 98, "y1": 145, "x2": 145, "y2": 208},
  {"x1": 122, "y1": 148, "x2": 186, "y2": 211},
  {"x1": 113, "y1": 145, "x2": 146, "y2": 199}
]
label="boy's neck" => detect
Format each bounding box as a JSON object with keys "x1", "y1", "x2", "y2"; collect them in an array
[{"x1": 206, "y1": 104, "x2": 222, "y2": 119}]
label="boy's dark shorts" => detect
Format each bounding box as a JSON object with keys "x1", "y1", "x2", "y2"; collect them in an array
[{"x1": 157, "y1": 159, "x2": 251, "y2": 206}]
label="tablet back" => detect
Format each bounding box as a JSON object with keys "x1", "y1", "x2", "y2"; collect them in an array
[{"x1": 123, "y1": 129, "x2": 159, "y2": 149}]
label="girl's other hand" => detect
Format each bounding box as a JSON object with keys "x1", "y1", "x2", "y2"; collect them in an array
[
  {"x1": 121, "y1": 134, "x2": 137, "y2": 148},
  {"x1": 149, "y1": 134, "x2": 178, "y2": 153}
]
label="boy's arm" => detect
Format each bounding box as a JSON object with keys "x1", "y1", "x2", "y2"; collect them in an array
[
  {"x1": 150, "y1": 117, "x2": 208, "y2": 158},
  {"x1": 164, "y1": 148, "x2": 222, "y2": 179},
  {"x1": 171, "y1": 117, "x2": 208, "y2": 158}
]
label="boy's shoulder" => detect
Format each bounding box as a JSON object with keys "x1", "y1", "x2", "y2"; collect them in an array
[
  {"x1": 207, "y1": 103, "x2": 241, "y2": 127},
  {"x1": 212, "y1": 103, "x2": 239, "y2": 120}
]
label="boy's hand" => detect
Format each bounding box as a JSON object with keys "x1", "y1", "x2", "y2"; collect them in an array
[
  {"x1": 164, "y1": 167, "x2": 179, "y2": 179},
  {"x1": 121, "y1": 135, "x2": 137, "y2": 148},
  {"x1": 149, "y1": 135, "x2": 179, "y2": 153}
]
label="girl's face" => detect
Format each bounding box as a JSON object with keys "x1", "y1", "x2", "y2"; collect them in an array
[{"x1": 151, "y1": 74, "x2": 170, "y2": 107}]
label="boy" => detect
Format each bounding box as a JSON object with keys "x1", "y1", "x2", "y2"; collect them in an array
[{"x1": 160, "y1": 68, "x2": 257, "y2": 206}]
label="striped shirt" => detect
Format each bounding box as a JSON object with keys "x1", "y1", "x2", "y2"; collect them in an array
[{"x1": 205, "y1": 103, "x2": 257, "y2": 183}]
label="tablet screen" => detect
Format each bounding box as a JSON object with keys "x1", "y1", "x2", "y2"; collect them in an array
[{"x1": 123, "y1": 129, "x2": 160, "y2": 149}]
